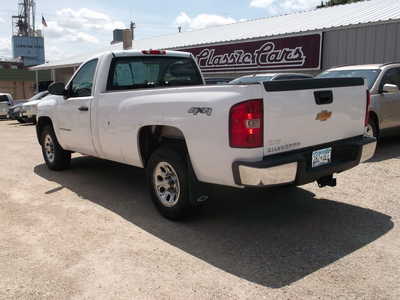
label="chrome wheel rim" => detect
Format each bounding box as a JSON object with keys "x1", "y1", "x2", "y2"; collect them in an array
[
  {"x1": 44, "y1": 134, "x2": 55, "y2": 163},
  {"x1": 365, "y1": 124, "x2": 374, "y2": 138},
  {"x1": 153, "y1": 162, "x2": 180, "y2": 207}
]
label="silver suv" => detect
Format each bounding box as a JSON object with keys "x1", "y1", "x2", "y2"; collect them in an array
[{"x1": 318, "y1": 63, "x2": 400, "y2": 138}]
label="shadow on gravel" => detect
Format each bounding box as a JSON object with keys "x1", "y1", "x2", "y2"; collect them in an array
[
  {"x1": 4, "y1": 121, "x2": 33, "y2": 126},
  {"x1": 9, "y1": 122, "x2": 34, "y2": 126},
  {"x1": 34, "y1": 157, "x2": 393, "y2": 288},
  {"x1": 370, "y1": 136, "x2": 400, "y2": 163}
]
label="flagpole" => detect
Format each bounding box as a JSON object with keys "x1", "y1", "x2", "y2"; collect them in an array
[{"x1": 41, "y1": 13, "x2": 45, "y2": 64}]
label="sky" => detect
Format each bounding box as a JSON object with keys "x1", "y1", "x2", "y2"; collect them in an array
[{"x1": 0, "y1": 0, "x2": 322, "y2": 62}]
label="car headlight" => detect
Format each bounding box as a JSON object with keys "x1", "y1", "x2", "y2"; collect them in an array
[{"x1": 25, "y1": 105, "x2": 36, "y2": 112}]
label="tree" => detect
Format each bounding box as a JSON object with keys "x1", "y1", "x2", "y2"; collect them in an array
[{"x1": 317, "y1": 0, "x2": 365, "y2": 8}]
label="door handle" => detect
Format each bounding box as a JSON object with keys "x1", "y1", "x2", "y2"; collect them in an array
[{"x1": 78, "y1": 106, "x2": 89, "y2": 112}]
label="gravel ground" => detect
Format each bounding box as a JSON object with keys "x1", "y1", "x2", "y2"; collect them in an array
[{"x1": 0, "y1": 119, "x2": 399, "y2": 300}]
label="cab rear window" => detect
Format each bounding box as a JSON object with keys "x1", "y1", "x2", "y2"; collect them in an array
[{"x1": 107, "y1": 56, "x2": 203, "y2": 91}]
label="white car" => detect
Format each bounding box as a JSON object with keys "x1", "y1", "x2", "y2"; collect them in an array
[
  {"x1": 36, "y1": 49, "x2": 376, "y2": 219},
  {"x1": 21, "y1": 91, "x2": 50, "y2": 123},
  {"x1": 0, "y1": 93, "x2": 13, "y2": 118}
]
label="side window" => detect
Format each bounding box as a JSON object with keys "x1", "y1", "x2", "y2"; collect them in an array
[
  {"x1": 381, "y1": 68, "x2": 400, "y2": 89},
  {"x1": 69, "y1": 59, "x2": 98, "y2": 98},
  {"x1": 0, "y1": 95, "x2": 8, "y2": 103}
]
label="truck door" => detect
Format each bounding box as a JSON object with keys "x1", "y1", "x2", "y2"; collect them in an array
[
  {"x1": 57, "y1": 59, "x2": 98, "y2": 155},
  {"x1": 378, "y1": 67, "x2": 400, "y2": 129}
]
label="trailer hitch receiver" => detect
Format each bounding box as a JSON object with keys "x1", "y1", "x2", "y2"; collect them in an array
[{"x1": 317, "y1": 175, "x2": 337, "y2": 188}]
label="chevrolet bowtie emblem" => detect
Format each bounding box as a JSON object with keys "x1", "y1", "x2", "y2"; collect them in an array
[{"x1": 316, "y1": 110, "x2": 332, "y2": 122}]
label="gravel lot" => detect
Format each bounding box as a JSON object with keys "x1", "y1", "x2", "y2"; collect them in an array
[{"x1": 1, "y1": 119, "x2": 399, "y2": 299}]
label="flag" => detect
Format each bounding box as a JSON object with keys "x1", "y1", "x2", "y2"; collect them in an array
[{"x1": 42, "y1": 16, "x2": 48, "y2": 27}]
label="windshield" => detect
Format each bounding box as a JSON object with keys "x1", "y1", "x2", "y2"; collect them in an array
[
  {"x1": 229, "y1": 75, "x2": 273, "y2": 85},
  {"x1": 108, "y1": 56, "x2": 203, "y2": 90},
  {"x1": 0, "y1": 95, "x2": 10, "y2": 104},
  {"x1": 317, "y1": 69, "x2": 381, "y2": 89},
  {"x1": 29, "y1": 91, "x2": 49, "y2": 101}
]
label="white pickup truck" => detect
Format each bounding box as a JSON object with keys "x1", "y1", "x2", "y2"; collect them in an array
[{"x1": 37, "y1": 49, "x2": 376, "y2": 219}]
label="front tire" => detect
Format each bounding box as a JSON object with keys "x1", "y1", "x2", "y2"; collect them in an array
[
  {"x1": 17, "y1": 117, "x2": 26, "y2": 124},
  {"x1": 146, "y1": 144, "x2": 195, "y2": 220},
  {"x1": 40, "y1": 125, "x2": 71, "y2": 171}
]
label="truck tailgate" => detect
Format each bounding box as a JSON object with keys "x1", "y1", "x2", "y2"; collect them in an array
[{"x1": 262, "y1": 78, "x2": 367, "y2": 156}]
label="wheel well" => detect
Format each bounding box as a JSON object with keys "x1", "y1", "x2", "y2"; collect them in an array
[
  {"x1": 369, "y1": 111, "x2": 380, "y2": 135},
  {"x1": 138, "y1": 125, "x2": 187, "y2": 167},
  {"x1": 36, "y1": 117, "x2": 53, "y2": 144}
]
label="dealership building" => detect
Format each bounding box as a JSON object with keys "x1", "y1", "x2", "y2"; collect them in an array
[{"x1": 31, "y1": 0, "x2": 400, "y2": 85}]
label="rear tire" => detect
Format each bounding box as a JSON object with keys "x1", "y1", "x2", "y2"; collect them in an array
[
  {"x1": 365, "y1": 119, "x2": 378, "y2": 139},
  {"x1": 146, "y1": 144, "x2": 196, "y2": 220},
  {"x1": 40, "y1": 125, "x2": 71, "y2": 171}
]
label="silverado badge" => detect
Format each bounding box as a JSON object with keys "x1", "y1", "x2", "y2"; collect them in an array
[{"x1": 316, "y1": 110, "x2": 332, "y2": 122}]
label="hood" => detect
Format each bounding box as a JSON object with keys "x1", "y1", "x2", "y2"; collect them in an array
[
  {"x1": 22, "y1": 100, "x2": 42, "y2": 106},
  {"x1": 9, "y1": 103, "x2": 24, "y2": 109}
]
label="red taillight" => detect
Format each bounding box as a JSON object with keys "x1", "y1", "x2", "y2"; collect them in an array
[
  {"x1": 142, "y1": 50, "x2": 166, "y2": 55},
  {"x1": 365, "y1": 90, "x2": 371, "y2": 126},
  {"x1": 230, "y1": 99, "x2": 263, "y2": 148}
]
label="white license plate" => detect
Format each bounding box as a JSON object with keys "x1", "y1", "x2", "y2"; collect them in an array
[{"x1": 312, "y1": 148, "x2": 332, "y2": 168}]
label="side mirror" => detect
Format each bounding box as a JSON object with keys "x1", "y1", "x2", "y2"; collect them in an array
[
  {"x1": 48, "y1": 82, "x2": 66, "y2": 96},
  {"x1": 382, "y1": 83, "x2": 399, "y2": 94}
]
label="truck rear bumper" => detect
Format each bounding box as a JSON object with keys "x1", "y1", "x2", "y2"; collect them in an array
[{"x1": 233, "y1": 136, "x2": 376, "y2": 187}]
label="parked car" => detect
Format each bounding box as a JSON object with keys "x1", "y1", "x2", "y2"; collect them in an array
[
  {"x1": 0, "y1": 93, "x2": 14, "y2": 119},
  {"x1": 36, "y1": 49, "x2": 375, "y2": 220},
  {"x1": 204, "y1": 77, "x2": 234, "y2": 85},
  {"x1": 21, "y1": 91, "x2": 50, "y2": 123},
  {"x1": 8, "y1": 91, "x2": 49, "y2": 123},
  {"x1": 228, "y1": 73, "x2": 313, "y2": 84},
  {"x1": 7, "y1": 104, "x2": 25, "y2": 122},
  {"x1": 318, "y1": 63, "x2": 400, "y2": 138}
]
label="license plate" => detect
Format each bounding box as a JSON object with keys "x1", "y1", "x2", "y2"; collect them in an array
[{"x1": 312, "y1": 148, "x2": 332, "y2": 168}]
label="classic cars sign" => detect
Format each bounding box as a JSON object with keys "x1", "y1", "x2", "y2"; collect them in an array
[{"x1": 179, "y1": 33, "x2": 322, "y2": 73}]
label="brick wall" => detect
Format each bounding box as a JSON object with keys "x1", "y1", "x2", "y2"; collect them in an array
[{"x1": 0, "y1": 80, "x2": 34, "y2": 100}]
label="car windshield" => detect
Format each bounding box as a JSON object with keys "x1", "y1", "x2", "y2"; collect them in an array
[
  {"x1": 229, "y1": 76, "x2": 274, "y2": 85},
  {"x1": 317, "y1": 69, "x2": 381, "y2": 89},
  {"x1": 0, "y1": 95, "x2": 9, "y2": 103}
]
